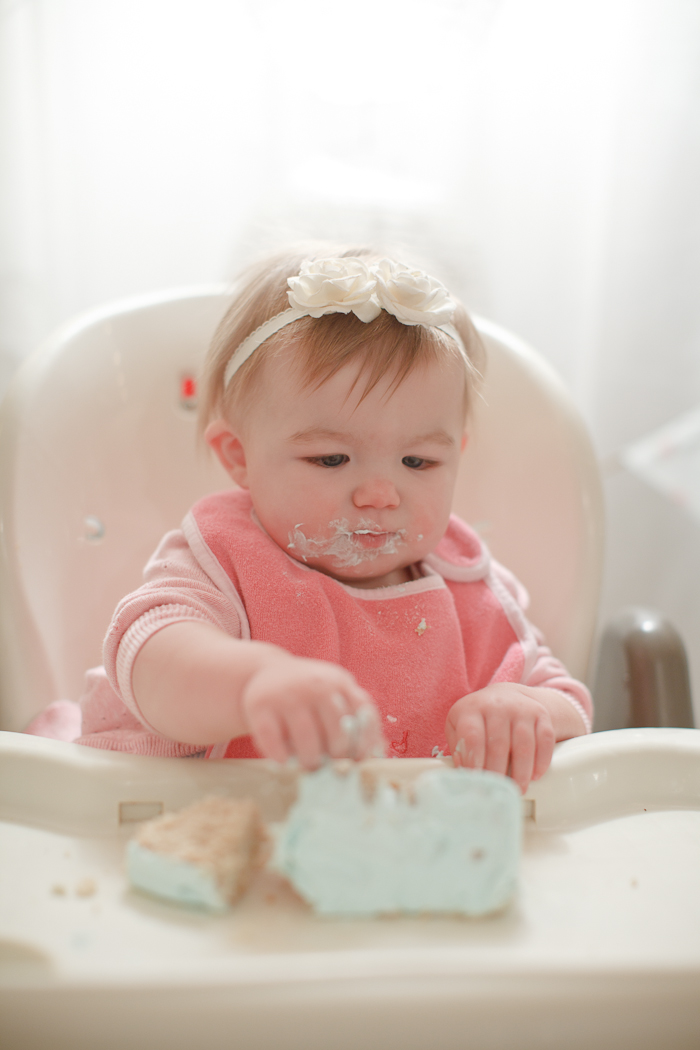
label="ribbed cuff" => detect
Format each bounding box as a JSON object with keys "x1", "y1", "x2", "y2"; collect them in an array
[
  {"x1": 115, "y1": 605, "x2": 214, "y2": 728},
  {"x1": 553, "y1": 690, "x2": 592, "y2": 734}
]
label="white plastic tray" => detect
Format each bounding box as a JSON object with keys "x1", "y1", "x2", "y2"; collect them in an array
[{"x1": 2, "y1": 728, "x2": 700, "y2": 1050}]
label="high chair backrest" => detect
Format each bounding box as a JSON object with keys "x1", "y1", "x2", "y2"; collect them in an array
[{"x1": 0, "y1": 290, "x2": 603, "y2": 732}]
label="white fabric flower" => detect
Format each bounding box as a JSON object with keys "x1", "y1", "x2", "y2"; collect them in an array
[
  {"x1": 287, "y1": 257, "x2": 381, "y2": 323},
  {"x1": 373, "y1": 258, "x2": 455, "y2": 327}
]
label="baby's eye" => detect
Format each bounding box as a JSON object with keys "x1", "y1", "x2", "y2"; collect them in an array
[
  {"x1": 308, "y1": 454, "x2": 349, "y2": 468},
  {"x1": 402, "y1": 456, "x2": 432, "y2": 470}
]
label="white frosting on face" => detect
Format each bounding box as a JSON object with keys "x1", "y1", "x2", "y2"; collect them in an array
[{"x1": 287, "y1": 518, "x2": 407, "y2": 568}]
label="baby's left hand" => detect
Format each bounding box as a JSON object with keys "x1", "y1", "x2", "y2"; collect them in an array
[{"x1": 445, "y1": 683, "x2": 556, "y2": 794}]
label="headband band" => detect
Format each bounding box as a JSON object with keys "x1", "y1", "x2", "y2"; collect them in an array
[{"x1": 224, "y1": 256, "x2": 466, "y2": 390}]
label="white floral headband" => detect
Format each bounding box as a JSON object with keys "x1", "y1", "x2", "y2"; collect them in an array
[{"x1": 223, "y1": 256, "x2": 466, "y2": 389}]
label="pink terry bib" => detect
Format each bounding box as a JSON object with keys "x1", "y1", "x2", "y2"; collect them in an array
[{"x1": 186, "y1": 491, "x2": 530, "y2": 760}]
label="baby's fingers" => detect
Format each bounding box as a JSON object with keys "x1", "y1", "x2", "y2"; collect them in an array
[
  {"x1": 249, "y1": 709, "x2": 290, "y2": 765},
  {"x1": 452, "y1": 713, "x2": 486, "y2": 770},
  {"x1": 333, "y1": 704, "x2": 384, "y2": 759},
  {"x1": 284, "y1": 704, "x2": 325, "y2": 770},
  {"x1": 509, "y1": 719, "x2": 536, "y2": 794},
  {"x1": 483, "y1": 715, "x2": 511, "y2": 777},
  {"x1": 353, "y1": 703, "x2": 385, "y2": 758},
  {"x1": 314, "y1": 691, "x2": 350, "y2": 758},
  {"x1": 532, "y1": 716, "x2": 556, "y2": 782},
  {"x1": 315, "y1": 690, "x2": 383, "y2": 759}
]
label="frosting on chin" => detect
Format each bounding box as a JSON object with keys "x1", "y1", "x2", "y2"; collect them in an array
[
  {"x1": 286, "y1": 518, "x2": 407, "y2": 569},
  {"x1": 273, "y1": 764, "x2": 522, "y2": 917}
]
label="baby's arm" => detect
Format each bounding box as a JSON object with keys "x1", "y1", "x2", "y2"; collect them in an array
[
  {"x1": 104, "y1": 528, "x2": 382, "y2": 768},
  {"x1": 132, "y1": 620, "x2": 381, "y2": 768},
  {"x1": 445, "y1": 683, "x2": 585, "y2": 795},
  {"x1": 445, "y1": 559, "x2": 593, "y2": 792}
]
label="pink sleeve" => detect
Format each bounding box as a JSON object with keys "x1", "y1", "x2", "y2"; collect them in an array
[
  {"x1": 103, "y1": 529, "x2": 243, "y2": 726},
  {"x1": 523, "y1": 628, "x2": 594, "y2": 733},
  {"x1": 492, "y1": 561, "x2": 594, "y2": 734}
]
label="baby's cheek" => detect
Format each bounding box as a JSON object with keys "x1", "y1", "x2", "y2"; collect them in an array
[
  {"x1": 413, "y1": 503, "x2": 451, "y2": 549},
  {"x1": 283, "y1": 478, "x2": 343, "y2": 525}
]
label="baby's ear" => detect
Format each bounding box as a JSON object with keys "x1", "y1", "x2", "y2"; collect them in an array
[{"x1": 204, "y1": 419, "x2": 249, "y2": 488}]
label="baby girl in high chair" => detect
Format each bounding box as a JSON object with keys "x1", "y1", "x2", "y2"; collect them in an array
[{"x1": 76, "y1": 246, "x2": 592, "y2": 793}]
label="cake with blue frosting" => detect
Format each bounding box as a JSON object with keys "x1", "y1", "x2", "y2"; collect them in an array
[
  {"x1": 127, "y1": 795, "x2": 267, "y2": 911},
  {"x1": 127, "y1": 764, "x2": 521, "y2": 917},
  {"x1": 274, "y1": 763, "x2": 522, "y2": 917}
]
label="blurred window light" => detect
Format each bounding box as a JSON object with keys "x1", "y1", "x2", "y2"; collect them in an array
[
  {"x1": 620, "y1": 408, "x2": 700, "y2": 525},
  {"x1": 287, "y1": 156, "x2": 441, "y2": 211}
]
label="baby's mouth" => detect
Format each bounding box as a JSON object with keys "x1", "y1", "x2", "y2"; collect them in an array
[
  {"x1": 287, "y1": 519, "x2": 407, "y2": 568},
  {"x1": 352, "y1": 529, "x2": 394, "y2": 549}
]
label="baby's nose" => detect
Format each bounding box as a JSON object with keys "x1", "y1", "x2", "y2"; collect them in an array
[{"x1": 352, "y1": 477, "x2": 400, "y2": 509}]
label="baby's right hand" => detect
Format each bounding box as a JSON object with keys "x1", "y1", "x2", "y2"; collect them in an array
[{"x1": 240, "y1": 654, "x2": 385, "y2": 769}]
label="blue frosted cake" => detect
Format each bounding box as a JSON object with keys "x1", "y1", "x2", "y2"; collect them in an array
[
  {"x1": 273, "y1": 764, "x2": 522, "y2": 917},
  {"x1": 127, "y1": 765, "x2": 522, "y2": 917},
  {"x1": 127, "y1": 795, "x2": 267, "y2": 911}
]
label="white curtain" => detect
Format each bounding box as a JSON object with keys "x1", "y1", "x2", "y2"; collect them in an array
[{"x1": 1, "y1": 0, "x2": 699, "y2": 708}]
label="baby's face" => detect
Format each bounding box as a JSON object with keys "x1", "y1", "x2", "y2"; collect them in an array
[{"x1": 211, "y1": 348, "x2": 467, "y2": 588}]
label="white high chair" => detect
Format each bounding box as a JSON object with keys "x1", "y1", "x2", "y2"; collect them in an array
[
  {"x1": 0, "y1": 288, "x2": 603, "y2": 732},
  {"x1": 1, "y1": 289, "x2": 699, "y2": 1050}
]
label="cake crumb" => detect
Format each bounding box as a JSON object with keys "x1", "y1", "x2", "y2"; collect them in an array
[
  {"x1": 76, "y1": 878, "x2": 97, "y2": 898},
  {"x1": 52, "y1": 884, "x2": 66, "y2": 896},
  {"x1": 415, "y1": 618, "x2": 428, "y2": 636},
  {"x1": 386, "y1": 714, "x2": 397, "y2": 723}
]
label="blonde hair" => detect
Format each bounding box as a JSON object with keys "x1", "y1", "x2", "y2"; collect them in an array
[{"x1": 199, "y1": 245, "x2": 484, "y2": 434}]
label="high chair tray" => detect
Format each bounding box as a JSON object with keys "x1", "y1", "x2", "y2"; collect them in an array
[{"x1": 2, "y1": 728, "x2": 700, "y2": 1050}]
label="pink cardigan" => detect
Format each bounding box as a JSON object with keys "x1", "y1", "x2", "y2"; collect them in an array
[{"x1": 77, "y1": 490, "x2": 592, "y2": 757}]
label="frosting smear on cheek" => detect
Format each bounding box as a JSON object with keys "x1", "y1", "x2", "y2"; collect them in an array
[{"x1": 287, "y1": 519, "x2": 407, "y2": 568}]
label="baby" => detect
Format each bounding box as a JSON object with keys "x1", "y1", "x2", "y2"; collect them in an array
[{"x1": 77, "y1": 247, "x2": 592, "y2": 792}]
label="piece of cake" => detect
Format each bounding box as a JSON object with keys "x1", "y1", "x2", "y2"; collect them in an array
[
  {"x1": 127, "y1": 796, "x2": 266, "y2": 911},
  {"x1": 273, "y1": 764, "x2": 521, "y2": 916}
]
